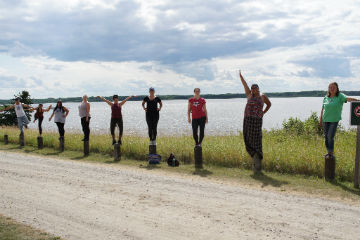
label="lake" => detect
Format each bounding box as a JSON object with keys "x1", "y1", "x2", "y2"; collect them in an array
[{"x1": 26, "y1": 97, "x2": 358, "y2": 136}]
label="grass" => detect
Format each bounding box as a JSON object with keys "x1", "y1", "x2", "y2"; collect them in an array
[
  {"x1": 0, "y1": 126, "x2": 357, "y2": 181},
  {"x1": 0, "y1": 214, "x2": 61, "y2": 240},
  {"x1": 0, "y1": 127, "x2": 359, "y2": 203}
]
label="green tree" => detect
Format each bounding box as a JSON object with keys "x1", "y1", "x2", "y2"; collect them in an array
[{"x1": 0, "y1": 91, "x2": 33, "y2": 126}]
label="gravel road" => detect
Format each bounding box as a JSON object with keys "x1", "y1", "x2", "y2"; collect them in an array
[{"x1": 0, "y1": 151, "x2": 360, "y2": 240}]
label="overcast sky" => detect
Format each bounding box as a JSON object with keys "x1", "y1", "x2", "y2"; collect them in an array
[{"x1": 0, "y1": 0, "x2": 359, "y2": 98}]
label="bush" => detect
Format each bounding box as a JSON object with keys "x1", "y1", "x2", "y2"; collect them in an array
[{"x1": 282, "y1": 112, "x2": 323, "y2": 135}]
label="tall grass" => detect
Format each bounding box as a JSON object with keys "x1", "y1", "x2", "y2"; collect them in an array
[{"x1": 0, "y1": 122, "x2": 357, "y2": 182}]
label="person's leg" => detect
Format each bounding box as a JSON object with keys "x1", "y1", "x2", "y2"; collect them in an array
[
  {"x1": 85, "y1": 117, "x2": 90, "y2": 141},
  {"x1": 118, "y1": 118, "x2": 123, "y2": 143},
  {"x1": 38, "y1": 117, "x2": 43, "y2": 135},
  {"x1": 153, "y1": 115, "x2": 159, "y2": 141},
  {"x1": 55, "y1": 122, "x2": 61, "y2": 137},
  {"x1": 59, "y1": 123, "x2": 65, "y2": 137},
  {"x1": 198, "y1": 117, "x2": 206, "y2": 144},
  {"x1": 323, "y1": 122, "x2": 331, "y2": 154},
  {"x1": 191, "y1": 118, "x2": 199, "y2": 145},
  {"x1": 146, "y1": 114, "x2": 152, "y2": 141},
  {"x1": 326, "y1": 122, "x2": 339, "y2": 155},
  {"x1": 110, "y1": 118, "x2": 116, "y2": 143},
  {"x1": 17, "y1": 117, "x2": 24, "y2": 135}
]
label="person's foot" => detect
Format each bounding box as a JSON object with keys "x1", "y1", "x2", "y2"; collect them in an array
[
  {"x1": 112, "y1": 139, "x2": 116, "y2": 145},
  {"x1": 253, "y1": 154, "x2": 261, "y2": 173},
  {"x1": 118, "y1": 139, "x2": 122, "y2": 145},
  {"x1": 195, "y1": 143, "x2": 201, "y2": 147}
]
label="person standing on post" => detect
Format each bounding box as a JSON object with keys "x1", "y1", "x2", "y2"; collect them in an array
[
  {"x1": 142, "y1": 87, "x2": 162, "y2": 145},
  {"x1": 97, "y1": 94, "x2": 134, "y2": 145},
  {"x1": 49, "y1": 100, "x2": 69, "y2": 140},
  {"x1": 78, "y1": 95, "x2": 91, "y2": 141},
  {"x1": 239, "y1": 70, "x2": 271, "y2": 173},
  {"x1": 188, "y1": 88, "x2": 208, "y2": 147},
  {"x1": 32, "y1": 104, "x2": 52, "y2": 136},
  {"x1": 319, "y1": 82, "x2": 359, "y2": 158},
  {"x1": 0, "y1": 98, "x2": 32, "y2": 136}
]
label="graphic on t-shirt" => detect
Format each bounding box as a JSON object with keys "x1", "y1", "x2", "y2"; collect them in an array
[
  {"x1": 355, "y1": 106, "x2": 360, "y2": 117},
  {"x1": 193, "y1": 102, "x2": 200, "y2": 107}
]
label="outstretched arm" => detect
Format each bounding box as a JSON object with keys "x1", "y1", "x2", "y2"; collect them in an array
[
  {"x1": 97, "y1": 96, "x2": 113, "y2": 106},
  {"x1": 22, "y1": 104, "x2": 32, "y2": 109},
  {"x1": 262, "y1": 94, "x2": 271, "y2": 114},
  {"x1": 239, "y1": 70, "x2": 251, "y2": 97},
  {"x1": 347, "y1": 97, "x2": 360, "y2": 102},
  {"x1": 0, "y1": 105, "x2": 14, "y2": 112},
  {"x1": 43, "y1": 105, "x2": 52, "y2": 112},
  {"x1": 120, "y1": 95, "x2": 135, "y2": 106}
]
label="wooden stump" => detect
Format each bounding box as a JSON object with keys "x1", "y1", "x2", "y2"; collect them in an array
[
  {"x1": 194, "y1": 146, "x2": 203, "y2": 169},
  {"x1": 149, "y1": 145, "x2": 157, "y2": 154},
  {"x1": 37, "y1": 136, "x2": 43, "y2": 149},
  {"x1": 4, "y1": 134, "x2": 8, "y2": 145},
  {"x1": 59, "y1": 137, "x2": 64, "y2": 152},
  {"x1": 114, "y1": 143, "x2": 121, "y2": 161},
  {"x1": 325, "y1": 155, "x2": 336, "y2": 181},
  {"x1": 83, "y1": 141, "x2": 89, "y2": 156},
  {"x1": 19, "y1": 134, "x2": 25, "y2": 147}
]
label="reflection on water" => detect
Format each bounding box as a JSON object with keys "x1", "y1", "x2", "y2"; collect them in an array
[{"x1": 27, "y1": 97, "x2": 358, "y2": 136}]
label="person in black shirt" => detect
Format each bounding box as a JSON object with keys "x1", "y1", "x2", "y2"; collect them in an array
[{"x1": 142, "y1": 87, "x2": 162, "y2": 145}]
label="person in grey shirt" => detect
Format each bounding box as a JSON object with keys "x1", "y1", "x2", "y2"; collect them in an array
[
  {"x1": 78, "y1": 95, "x2": 91, "y2": 141},
  {"x1": 49, "y1": 100, "x2": 69, "y2": 140}
]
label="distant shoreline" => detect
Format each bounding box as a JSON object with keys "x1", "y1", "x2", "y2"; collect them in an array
[{"x1": 1, "y1": 90, "x2": 360, "y2": 104}]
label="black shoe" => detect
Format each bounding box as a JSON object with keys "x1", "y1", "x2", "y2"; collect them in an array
[
  {"x1": 118, "y1": 139, "x2": 122, "y2": 145},
  {"x1": 112, "y1": 140, "x2": 116, "y2": 145}
]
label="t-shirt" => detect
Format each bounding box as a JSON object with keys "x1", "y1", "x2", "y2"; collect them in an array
[
  {"x1": 322, "y1": 93, "x2": 347, "y2": 122},
  {"x1": 14, "y1": 103, "x2": 25, "y2": 117},
  {"x1": 189, "y1": 97, "x2": 206, "y2": 119},
  {"x1": 143, "y1": 96, "x2": 161, "y2": 115},
  {"x1": 111, "y1": 103, "x2": 122, "y2": 119}
]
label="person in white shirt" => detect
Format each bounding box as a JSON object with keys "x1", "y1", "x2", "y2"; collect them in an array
[{"x1": 0, "y1": 98, "x2": 32, "y2": 135}]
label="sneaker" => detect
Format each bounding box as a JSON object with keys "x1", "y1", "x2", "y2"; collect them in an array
[{"x1": 112, "y1": 140, "x2": 116, "y2": 145}]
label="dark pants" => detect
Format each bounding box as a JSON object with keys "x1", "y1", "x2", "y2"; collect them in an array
[
  {"x1": 146, "y1": 114, "x2": 159, "y2": 141},
  {"x1": 323, "y1": 122, "x2": 339, "y2": 153},
  {"x1": 192, "y1": 117, "x2": 206, "y2": 144},
  {"x1": 55, "y1": 122, "x2": 65, "y2": 137},
  {"x1": 110, "y1": 118, "x2": 123, "y2": 138},
  {"x1": 38, "y1": 117, "x2": 44, "y2": 135},
  {"x1": 81, "y1": 117, "x2": 91, "y2": 141}
]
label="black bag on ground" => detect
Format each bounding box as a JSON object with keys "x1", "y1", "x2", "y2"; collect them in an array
[{"x1": 167, "y1": 153, "x2": 179, "y2": 167}]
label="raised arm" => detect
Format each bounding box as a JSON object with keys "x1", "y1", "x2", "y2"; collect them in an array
[
  {"x1": 187, "y1": 101, "x2": 191, "y2": 123},
  {"x1": 120, "y1": 95, "x2": 135, "y2": 106},
  {"x1": 43, "y1": 105, "x2": 52, "y2": 112},
  {"x1": 239, "y1": 70, "x2": 251, "y2": 97},
  {"x1": 97, "y1": 96, "x2": 113, "y2": 106},
  {"x1": 347, "y1": 97, "x2": 360, "y2": 102},
  {"x1": 262, "y1": 94, "x2": 271, "y2": 114}
]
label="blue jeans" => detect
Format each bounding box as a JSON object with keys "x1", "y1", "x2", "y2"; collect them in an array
[
  {"x1": 323, "y1": 122, "x2": 339, "y2": 153},
  {"x1": 17, "y1": 116, "x2": 30, "y2": 134}
]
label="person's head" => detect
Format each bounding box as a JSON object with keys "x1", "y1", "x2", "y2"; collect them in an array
[
  {"x1": 327, "y1": 82, "x2": 339, "y2": 97},
  {"x1": 113, "y1": 94, "x2": 119, "y2": 103},
  {"x1": 194, "y1": 88, "x2": 200, "y2": 98},
  {"x1": 56, "y1": 100, "x2": 62, "y2": 108},
  {"x1": 250, "y1": 84, "x2": 260, "y2": 96},
  {"x1": 38, "y1": 104, "x2": 43, "y2": 109},
  {"x1": 82, "y1": 94, "x2": 88, "y2": 102},
  {"x1": 149, "y1": 87, "x2": 155, "y2": 96},
  {"x1": 15, "y1": 97, "x2": 20, "y2": 104}
]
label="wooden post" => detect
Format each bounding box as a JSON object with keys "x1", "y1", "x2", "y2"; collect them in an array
[
  {"x1": 59, "y1": 137, "x2": 64, "y2": 152},
  {"x1": 84, "y1": 141, "x2": 89, "y2": 156},
  {"x1": 325, "y1": 155, "x2": 335, "y2": 181},
  {"x1": 37, "y1": 136, "x2": 43, "y2": 149},
  {"x1": 19, "y1": 134, "x2": 25, "y2": 147},
  {"x1": 149, "y1": 145, "x2": 157, "y2": 154},
  {"x1": 354, "y1": 126, "x2": 360, "y2": 188},
  {"x1": 114, "y1": 143, "x2": 121, "y2": 161},
  {"x1": 4, "y1": 134, "x2": 8, "y2": 145},
  {"x1": 194, "y1": 146, "x2": 203, "y2": 169}
]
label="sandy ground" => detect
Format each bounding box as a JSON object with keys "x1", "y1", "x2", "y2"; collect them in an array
[{"x1": 0, "y1": 151, "x2": 360, "y2": 240}]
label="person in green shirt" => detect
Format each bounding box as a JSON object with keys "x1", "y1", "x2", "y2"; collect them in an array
[{"x1": 319, "y1": 82, "x2": 359, "y2": 157}]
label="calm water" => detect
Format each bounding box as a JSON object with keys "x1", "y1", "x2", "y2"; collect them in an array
[{"x1": 27, "y1": 97, "x2": 358, "y2": 136}]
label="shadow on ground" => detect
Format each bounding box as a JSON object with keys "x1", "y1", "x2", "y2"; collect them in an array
[
  {"x1": 193, "y1": 168, "x2": 213, "y2": 177},
  {"x1": 139, "y1": 163, "x2": 161, "y2": 170},
  {"x1": 251, "y1": 172, "x2": 289, "y2": 188},
  {"x1": 71, "y1": 155, "x2": 89, "y2": 160},
  {"x1": 330, "y1": 180, "x2": 360, "y2": 196}
]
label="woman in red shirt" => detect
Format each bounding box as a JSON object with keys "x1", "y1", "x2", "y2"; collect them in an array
[{"x1": 188, "y1": 88, "x2": 208, "y2": 147}]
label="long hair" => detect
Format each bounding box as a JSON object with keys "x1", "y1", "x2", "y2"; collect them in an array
[
  {"x1": 327, "y1": 82, "x2": 340, "y2": 97},
  {"x1": 54, "y1": 100, "x2": 64, "y2": 113}
]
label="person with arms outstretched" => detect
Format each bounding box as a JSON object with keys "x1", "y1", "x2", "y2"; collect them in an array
[
  {"x1": 239, "y1": 70, "x2": 271, "y2": 173},
  {"x1": 32, "y1": 104, "x2": 52, "y2": 136},
  {"x1": 142, "y1": 87, "x2": 162, "y2": 145},
  {"x1": 319, "y1": 82, "x2": 359, "y2": 158},
  {"x1": 0, "y1": 97, "x2": 32, "y2": 136},
  {"x1": 97, "y1": 94, "x2": 135, "y2": 145},
  {"x1": 188, "y1": 88, "x2": 208, "y2": 147}
]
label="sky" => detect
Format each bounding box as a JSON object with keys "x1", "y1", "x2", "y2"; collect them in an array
[{"x1": 0, "y1": 0, "x2": 359, "y2": 98}]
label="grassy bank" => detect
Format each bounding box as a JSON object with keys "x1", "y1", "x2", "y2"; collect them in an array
[
  {"x1": 0, "y1": 214, "x2": 61, "y2": 240},
  {"x1": 0, "y1": 126, "x2": 357, "y2": 181}
]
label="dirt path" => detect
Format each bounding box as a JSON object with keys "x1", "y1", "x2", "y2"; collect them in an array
[{"x1": 0, "y1": 151, "x2": 359, "y2": 240}]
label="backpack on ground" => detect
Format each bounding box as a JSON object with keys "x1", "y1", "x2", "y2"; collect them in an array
[
  {"x1": 148, "y1": 154, "x2": 161, "y2": 164},
  {"x1": 167, "y1": 153, "x2": 179, "y2": 167}
]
